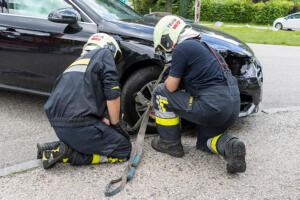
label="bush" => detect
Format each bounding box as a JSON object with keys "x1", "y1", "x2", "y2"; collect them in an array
[
  {"x1": 199, "y1": 0, "x2": 255, "y2": 23},
  {"x1": 133, "y1": 0, "x2": 157, "y2": 14},
  {"x1": 133, "y1": 0, "x2": 298, "y2": 25},
  {"x1": 254, "y1": 0, "x2": 295, "y2": 24},
  {"x1": 197, "y1": 0, "x2": 296, "y2": 24},
  {"x1": 201, "y1": 0, "x2": 296, "y2": 24}
]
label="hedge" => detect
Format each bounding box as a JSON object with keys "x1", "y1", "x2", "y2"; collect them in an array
[
  {"x1": 198, "y1": 0, "x2": 297, "y2": 24},
  {"x1": 133, "y1": 0, "x2": 299, "y2": 25}
]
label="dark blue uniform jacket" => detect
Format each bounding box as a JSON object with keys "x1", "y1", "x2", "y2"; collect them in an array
[
  {"x1": 44, "y1": 48, "x2": 120, "y2": 127},
  {"x1": 169, "y1": 40, "x2": 225, "y2": 95}
]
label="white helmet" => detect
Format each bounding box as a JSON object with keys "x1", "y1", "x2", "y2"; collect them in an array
[
  {"x1": 82, "y1": 33, "x2": 122, "y2": 61},
  {"x1": 153, "y1": 15, "x2": 190, "y2": 52}
]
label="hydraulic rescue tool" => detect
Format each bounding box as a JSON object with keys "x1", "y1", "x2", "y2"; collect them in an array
[{"x1": 104, "y1": 62, "x2": 170, "y2": 197}]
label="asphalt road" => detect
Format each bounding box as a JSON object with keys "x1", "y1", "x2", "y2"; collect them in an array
[
  {"x1": 0, "y1": 44, "x2": 299, "y2": 200},
  {"x1": 250, "y1": 43, "x2": 300, "y2": 109}
]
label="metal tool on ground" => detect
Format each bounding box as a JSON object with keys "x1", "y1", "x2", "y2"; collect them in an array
[{"x1": 104, "y1": 63, "x2": 170, "y2": 197}]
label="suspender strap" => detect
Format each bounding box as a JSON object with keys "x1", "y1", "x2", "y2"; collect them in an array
[{"x1": 200, "y1": 41, "x2": 231, "y2": 72}]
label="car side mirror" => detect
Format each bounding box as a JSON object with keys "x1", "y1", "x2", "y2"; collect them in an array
[
  {"x1": 284, "y1": 17, "x2": 288, "y2": 20},
  {"x1": 48, "y1": 8, "x2": 82, "y2": 33}
]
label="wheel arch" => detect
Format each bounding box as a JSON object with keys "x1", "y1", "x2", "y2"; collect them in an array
[
  {"x1": 275, "y1": 22, "x2": 283, "y2": 29},
  {"x1": 120, "y1": 59, "x2": 163, "y2": 87}
]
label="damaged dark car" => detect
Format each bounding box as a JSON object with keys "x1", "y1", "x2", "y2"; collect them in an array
[{"x1": 0, "y1": 0, "x2": 263, "y2": 130}]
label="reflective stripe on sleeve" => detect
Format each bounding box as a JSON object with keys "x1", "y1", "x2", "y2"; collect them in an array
[
  {"x1": 64, "y1": 58, "x2": 90, "y2": 72},
  {"x1": 69, "y1": 58, "x2": 90, "y2": 68},
  {"x1": 64, "y1": 65, "x2": 87, "y2": 73}
]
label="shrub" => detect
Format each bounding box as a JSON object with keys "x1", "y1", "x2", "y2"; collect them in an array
[
  {"x1": 133, "y1": 0, "x2": 157, "y2": 14},
  {"x1": 196, "y1": 0, "x2": 296, "y2": 24},
  {"x1": 133, "y1": 0, "x2": 298, "y2": 25},
  {"x1": 254, "y1": 0, "x2": 295, "y2": 24}
]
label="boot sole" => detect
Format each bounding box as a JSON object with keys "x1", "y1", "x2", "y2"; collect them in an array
[
  {"x1": 226, "y1": 140, "x2": 246, "y2": 173},
  {"x1": 151, "y1": 140, "x2": 184, "y2": 158},
  {"x1": 42, "y1": 145, "x2": 68, "y2": 169},
  {"x1": 37, "y1": 143, "x2": 43, "y2": 159}
]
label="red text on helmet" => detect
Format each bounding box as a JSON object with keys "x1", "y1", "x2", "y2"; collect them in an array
[
  {"x1": 167, "y1": 19, "x2": 177, "y2": 28},
  {"x1": 172, "y1": 21, "x2": 181, "y2": 29},
  {"x1": 91, "y1": 37, "x2": 101, "y2": 41}
]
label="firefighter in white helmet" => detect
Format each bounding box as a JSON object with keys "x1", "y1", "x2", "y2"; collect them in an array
[
  {"x1": 152, "y1": 15, "x2": 246, "y2": 173},
  {"x1": 38, "y1": 33, "x2": 131, "y2": 169}
]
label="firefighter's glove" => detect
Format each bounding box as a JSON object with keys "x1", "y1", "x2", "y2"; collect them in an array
[{"x1": 112, "y1": 122, "x2": 131, "y2": 141}]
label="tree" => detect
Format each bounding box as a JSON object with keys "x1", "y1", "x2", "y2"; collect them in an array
[
  {"x1": 166, "y1": 0, "x2": 172, "y2": 13},
  {"x1": 179, "y1": 0, "x2": 189, "y2": 18}
]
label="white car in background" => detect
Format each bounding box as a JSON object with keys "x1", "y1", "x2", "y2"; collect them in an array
[{"x1": 273, "y1": 12, "x2": 300, "y2": 30}]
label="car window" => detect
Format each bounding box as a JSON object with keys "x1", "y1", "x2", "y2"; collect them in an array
[
  {"x1": 2, "y1": 0, "x2": 81, "y2": 20},
  {"x1": 288, "y1": 13, "x2": 300, "y2": 19},
  {"x1": 85, "y1": 0, "x2": 142, "y2": 21},
  {"x1": 294, "y1": 14, "x2": 300, "y2": 19}
]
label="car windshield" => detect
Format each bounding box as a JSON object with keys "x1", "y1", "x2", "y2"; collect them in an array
[{"x1": 85, "y1": 0, "x2": 142, "y2": 21}]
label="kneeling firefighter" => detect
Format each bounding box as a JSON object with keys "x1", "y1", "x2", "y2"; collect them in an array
[
  {"x1": 151, "y1": 16, "x2": 246, "y2": 173},
  {"x1": 38, "y1": 33, "x2": 132, "y2": 169}
]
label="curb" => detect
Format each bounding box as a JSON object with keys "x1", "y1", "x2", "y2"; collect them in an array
[{"x1": 0, "y1": 159, "x2": 41, "y2": 177}]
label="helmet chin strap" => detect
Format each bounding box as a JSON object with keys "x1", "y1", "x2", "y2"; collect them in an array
[
  {"x1": 80, "y1": 51, "x2": 88, "y2": 57},
  {"x1": 177, "y1": 28, "x2": 200, "y2": 44}
]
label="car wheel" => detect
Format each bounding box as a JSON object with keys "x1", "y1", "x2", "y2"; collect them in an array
[
  {"x1": 275, "y1": 23, "x2": 283, "y2": 30},
  {"x1": 121, "y1": 66, "x2": 162, "y2": 133}
]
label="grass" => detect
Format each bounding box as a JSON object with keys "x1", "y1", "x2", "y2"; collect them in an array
[
  {"x1": 202, "y1": 23, "x2": 300, "y2": 46},
  {"x1": 7, "y1": 169, "x2": 29, "y2": 177},
  {"x1": 200, "y1": 21, "x2": 272, "y2": 27},
  {"x1": 8, "y1": 172, "x2": 16, "y2": 176}
]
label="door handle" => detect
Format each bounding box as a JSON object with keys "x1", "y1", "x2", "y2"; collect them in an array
[{"x1": 2, "y1": 30, "x2": 21, "y2": 39}]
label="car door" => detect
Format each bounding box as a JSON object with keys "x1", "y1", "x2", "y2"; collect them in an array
[
  {"x1": 283, "y1": 14, "x2": 293, "y2": 29},
  {"x1": 284, "y1": 14, "x2": 299, "y2": 30},
  {"x1": 0, "y1": 0, "x2": 97, "y2": 94},
  {"x1": 292, "y1": 13, "x2": 300, "y2": 30}
]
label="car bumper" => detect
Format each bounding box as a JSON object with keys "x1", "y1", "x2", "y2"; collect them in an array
[{"x1": 237, "y1": 57, "x2": 263, "y2": 116}]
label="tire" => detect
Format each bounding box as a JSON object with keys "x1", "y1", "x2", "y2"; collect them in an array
[
  {"x1": 275, "y1": 23, "x2": 283, "y2": 30},
  {"x1": 121, "y1": 66, "x2": 162, "y2": 133}
]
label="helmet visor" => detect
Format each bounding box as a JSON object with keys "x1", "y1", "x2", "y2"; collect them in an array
[{"x1": 160, "y1": 34, "x2": 174, "y2": 52}]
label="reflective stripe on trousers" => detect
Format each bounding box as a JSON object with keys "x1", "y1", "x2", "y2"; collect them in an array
[{"x1": 154, "y1": 93, "x2": 181, "y2": 142}]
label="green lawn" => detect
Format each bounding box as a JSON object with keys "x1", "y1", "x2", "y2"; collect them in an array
[
  {"x1": 201, "y1": 24, "x2": 300, "y2": 46},
  {"x1": 200, "y1": 21, "x2": 272, "y2": 27}
]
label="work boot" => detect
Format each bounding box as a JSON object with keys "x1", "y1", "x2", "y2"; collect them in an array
[
  {"x1": 37, "y1": 141, "x2": 60, "y2": 159},
  {"x1": 151, "y1": 138, "x2": 184, "y2": 157},
  {"x1": 90, "y1": 155, "x2": 128, "y2": 164},
  {"x1": 224, "y1": 138, "x2": 246, "y2": 173},
  {"x1": 42, "y1": 142, "x2": 73, "y2": 169},
  {"x1": 207, "y1": 134, "x2": 246, "y2": 173}
]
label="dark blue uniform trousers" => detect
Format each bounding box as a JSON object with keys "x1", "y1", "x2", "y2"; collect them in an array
[
  {"x1": 53, "y1": 121, "x2": 131, "y2": 165},
  {"x1": 153, "y1": 82, "x2": 240, "y2": 150}
]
